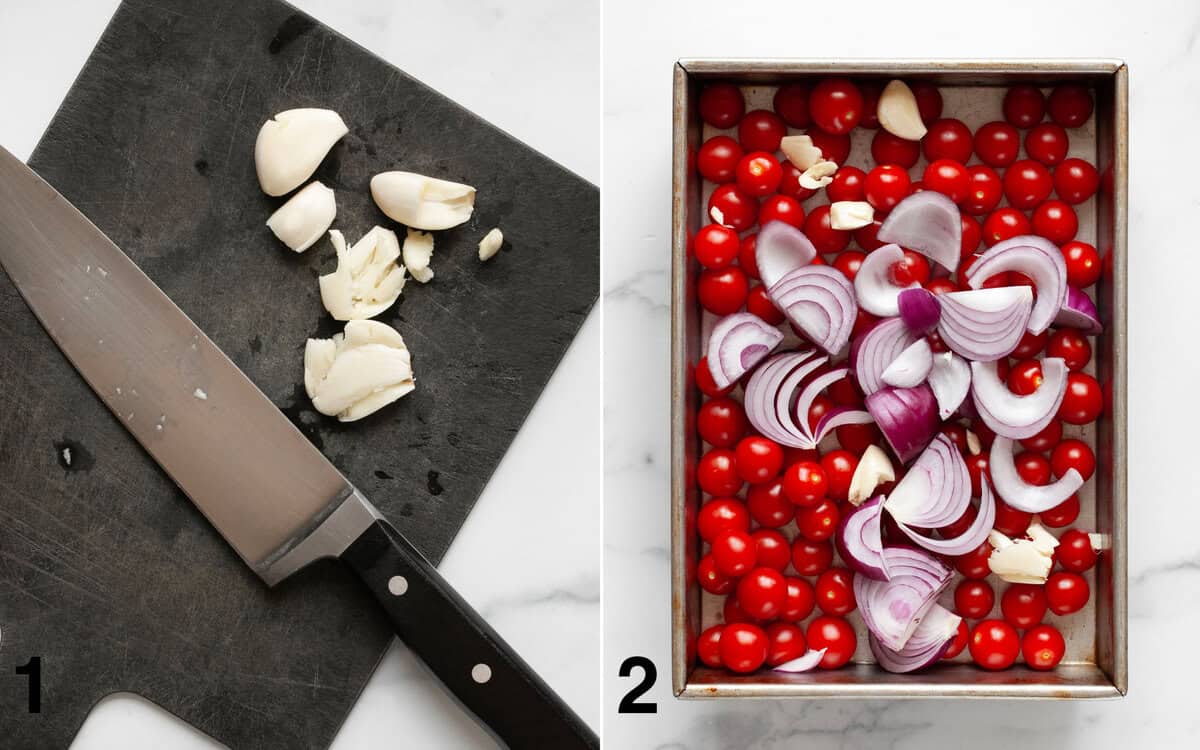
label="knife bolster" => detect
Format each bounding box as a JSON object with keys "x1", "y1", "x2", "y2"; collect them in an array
[{"x1": 255, "y1": 487, "x2": 382, "y2": 586}]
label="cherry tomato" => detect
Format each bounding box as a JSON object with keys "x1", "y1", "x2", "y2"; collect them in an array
[
  {"x1": 836, "y1": 422, "x2": 882, "y2": 454},
  {"x1": 736, "y1": 567, "x2": 788, "y2": 620},
  {"x1": 959, "y1": 214, "x2": 982, "y2": 258},
  {"x1": 954, "y1": 579, "x2": 995, "y2": 619},
  {"x1": 1025, "y1": 123, "x2": 1069, "y2": 166},
  {"x1": 1008, "y1": 359, "x2": 1044, "y2": 396},
  {"x1": 1045, "y1": 571, "x2": 1089, "y2": 615},
  {"x1": 972, "y1": 420, "x2": 997, "y2": 449},
  {"x1": 961, "y1": 164, "x2": 1003, "y2": 215},
  {"x1": 697, "y1": 624, "x2": 724, "y2": 667},
  {"x1": 723, "y1": 593, "x2": 757, "y2": 624},
  {"x1": 969, "y1": 619, "x2": 1020, "y2": 670},
  {"x1": 751, "y1": 529, "x2": 791, "y2": 571},
  {"x1": 1061, "y1": 240, "x2": 1101, "y2": 287},
  {"x1": 698, "y1": 497, "x2": 750, "y2": 542},
  {"x1": 1047, "y1": 84, "x2": 1093, "y2": 128},
  {"x1": 1012, "y1": 329, "x2": 1048, "y2": 359},
  {"x1": 735, "y1": 436, "x2": 784, "y2": 483},
  {"x1": 1051, "y1": 438, "x2": 1095, "y2": 482},
  {"x1": 1058, "y1": 372, "x2": 1102, "y2": 424},
  {"x1": 773, "y1": 82, "x2": 811, "y2": 127},
  {"x1": 719, "y1": 622, "x2": 768, "y2": 673},
  {"x1": 780, "y1": 576, "x2": 816, "y2": 621},
  {"x1": 697, "y1": 396, "x2": 748, "y2": 447},
  {"x1": 765, "y1": 622, "x2": 808, "y2": 666},
  {"x1": 746, "y1": 479, "x2": 793, "y2": 529},
  {"x1": 806, "y1": 616, "x2": 856, "y2": 669},
  {"x1": 791, "y1": 538, "x2": 834, "y2": 576},
  {"x1": 858, "y1": 80, "x2": 883, "y2": 128},
  {"x1": 871, "y1": 130, "x2": 920, "y2": 168},
  {"x1": 699, "y1": 83, "x2": 745, "y2": 129},
  {"x1": 697, "y1": 554, "x2": 735, "y2": 595},
  {"x1": 1046, "y1": 329, "x2": 1091, "y2": 373},
  {"x1": 1020, "y1": 419, "x2": 1062, "y2": 452},
  {"x1": 803, "y1": 204, "x2": 851, "y2": 255},
  {"x1": 891, "y1": 249, "x2": 931, "y2": 286},
  {"x1": 807, "y1": 394, "x2": 835, "y2": 432},
  {"x1": 1003, "y1": 159, "x2": 1053, "y2": 209},
  {"x1": 758, "y1": 194, "x2": 805, "y2": 229},
  {"x1": 926, "y1": 278, "x2": 958, "y2": 296},
  {"x1": 1041, "y1": 494, "x2": 1080, "y2": 528},
  {"x1": 796, "y1": 498, "x2": 840, "y2": 543},
  {"x1": 711, "y1": 529, "x2": 757, "y2": 576},
  {"x1": 693, "y1": 223, "x2": 740, "y2": 268},
  {"x1": 853, "y1": 220, "x2": 885, "y2": 252},
  {"x1": 828, "y1": 376, "x2": 864, "y2": 408},
  {"x1": 940, "y1": 502, "x2": 977, "y2": 540},
  {"x1": 697, "y1": 448, "x2": 742, "y2": 496},
  {"x1": 808, "y1": 130, "x2": 851, "y2": 165},
  {"x1": 1001, "y1": 583, "x2": 1047, "y2": 629},
  {"x1": 956, "y1": 540, "x2": 993, "y2": 579},
  {"x1": 943, "y1": 619, "x2": 970, "y2": 659},
  {"x1": 815, "y1": 567, "x2": 855, "y2": 616},
  {"x1": 738, "y1": 233, "x2": 761, "y2": 279},
  {"x1": 738, "y1": 109, "x2": 786, "y2": 153},
  {"x1": 923, "y1": 118, "x2": 973, "y2": 163},
  {"x1": 735, "y1": 151, "x2": 783, "y2": 197},
  {"x1": 994, "y1": 498, "x2": 1033, "y2": 537},
  {"x1": 827, "y1": 166, "x2": 867, "y2": 203},
  {"x1": 974, "y1": 121, "x2": 1021, "y2": 168},
  {"x1": 694, "y1": 356, "x2": 734, "y2": 398},
  {"x1": 809, "y1": 78, "x2": 863, "y2": 135},
  {"x1": 1022, "y1": 624, "x2": 1066, "y2": 670},
  {"x1": 698, "y1": 135, "x2": 743, "y2": 184},
  {"x1": 832, "y1": 250, "x2": 865, "y2": 281},
  {"x1": 1032, "y1": 199, "x2": 1078, "y2": 244},
  {"x1": 746, "y1": 285, "x2": 785, "y2": 325},
  {"x1": 698, "y1": 266, "x2": 750, "y2": 315},
  {"x1": 940, "y1": 422, "x2": 968, "y2": 453},
  {"x1": 819, "y1": 449, "x2": 857, "y2": 502},
  {"x1": 911, "y1": 82, "x2": 943, "y2": 122},
  {"x1": 864, "y1": 164, "x2": 912, "y2": 213},
  {"x1": 1057, "y1": 529, "x2": 1099, "y2": 572},
  {"x1": 923, "y1": 158, "x2": 971, "y2": 204},
  {"x1": 1003, "y1": 86, "x2": 1045, "y2": 128},
  {"x1": 1054, "y1": 158, "x2": 1100, "y2": 205},
  {"x1": 708, "y1": 183, "x2": 757, "y2": 232},
  {"x1": 783, "y1": 460, "x2": 828, "y2": 507},
  {"x1": 982, "y1": 207, "x2": 1032, "y2": 247},
  {"x1": 777, "y1": 160, "x2": 816, "y2": 201}
]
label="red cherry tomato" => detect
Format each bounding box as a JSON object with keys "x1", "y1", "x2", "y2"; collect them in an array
[
  {"x1": 923, "y1": 158, "x2": 971, "y2": 204},
  {"x1": 1047, "y1": 84, "x2": 1093, "y2": 128},
  {"x1": 746, "y1": 285, "x2": 785, "y2": 325},
  {"x1": 973, "y1": 121, "x2": 1021, "y2": 168},
  {"x1": 693, "y1": 223, "x2": 740, "y2": 268},
  {"x1": 1017, "y1": 452, "x2": 1054, "y2": 488},
  {"x1": 959, "y1": 214, "x2": 982, "y2": 258},
  {"x1": 806, "y1": 615, "x2": 857, "y2": 669},
  {"x1": 1003, "y1": 86, "x2": 1045, "y2": 128},
  {"x1": 697, "y1": 396, "x2": 748, "y2": 447},
  {"x1": 1022, "y1": 624, "x2": 1066, "y2": 670},
  {"x1": 699, "y1": 83, "x2": 745, "y2": 129},
  {"x1": 923, "y1": 118, "x2": 973, "y2": 163},
  {"x1": 972, "y1": 420, "x2": 997, "y2": 449},
  {"x1": 697, "y1": 135, "x2": 743, "y2": 183},
  {"x1": 1054, "y1": 158, "x2": 1100, "y2": 205},
  {"x1": 806, "y1": 394, "x2": 835, "y2": 433},
  {"x1": 765, "y1": 622, "x2": 808, "y2": 666},
  {"x1": 698, "y1": 497, "x2": 750, "y2": 542},
  {"x1": 871, "y1": 130, "x2": 920, "y2": 168},
  {"x1": 708, "y1": 183, "x2": 757, "y2": 232},
  {"x1": 956, "y1": 540, "x2": 993, "y2": 579},
  {"x1": 1061, "y1": 240, "x2": 1101, "y2": 287},
  {"x1": 1003, "y1": 159, "x2": 1053, "y2": 209},
  {"x1": 858, "y1": 80, "x2": 883, "y2": 128},
  {"x1": 1040, "y1": 494, "x2": 1080, "y2": 528},
  {"x1": 827, "y1": 166, "x2": 867, "y2": 202},
  {"x1": 697, "y1": 624, "x2": 724, "y2": 667},
  {"x1": 835, "y1": 422, "x2": 882, "y2": 454},
  {"x1": 698, "y1": 266, "x2": 749, "y2": 315},
  {"x1": 832, "y1": 250, "x2": 865, "y2": 281},
  {"x1": 738, "y1": 109, "x2": 786, "y2": 153},
  {"x1": 1001, "y1": 583, "x2": 1048, "y2": 629},
  {"x1": 954, "y1": 579, "x2": 995, "y2": 619},
  {"x1": 1051, "y1": 438, "x2": 1095, "y2": 481},
  {"x1": 1020, "y1": 419, "x2": 1062, "y2": 452},
  {"x1": 735, "y1": 436, "x2": 784, "y2": 483},
  {"x1": 719, "y1": 622, "x2": 768, "y2": 673},
  {"x1": 808, "y1": 130, "x2": 851, "y2": 165},
  {"x1": 711, "y1": 529, "x2": 757, "y2": 576},
  {"x1": 736, "y1": 567, "x2": 788, "y2": 620},
  {"x1": 697, "y1": 448, "x2": 742, "y2": 496},
  {"x1": 780, "y1": 576, "x2": 816, "y2": 621},
  {"x1": 694, "y1": 356, "x2": 734, "y2": 398},
  {"x1": 827, "y1": 376, "x2": 864, "y2": 408},
  {"x1": 926, "y1": 278, "x2": 958, "y2": 296},
  {"x1": 1032, "y1": 200, "x2": 1078, "y2": 244},
  {"x1": 775, "y1": 160, "x2": 813, "y2": 201},
  {"x1": 1056, "y1": 529, "x2": 1099, "y2": 572},
  {"x1": 1045, "y1": 571, "x2": 1089, "y2": 615},
  {"x1": 809, "y1": 78, "x2": 863, "y2": 135},
  {"x1": 791, "y1": 538, "x2": 834, "y2": 576},
  {"x1": 1025, "y1": 123, "x2": 1069, "y2": 166},
  {"x1": 751, "y1": 529, "x2": 791, "y2": 572},
  {"x1": 796, "y1": 498, "x2": 840, "y2": 542},
  {"x1": 943, "y1": 619, "x2": 969, "y2": 659},
  {"x1": 982, "y1": 207, "x2": 1032, "y2": 247},
  {"x1": 820, "y1": 449, "x2": 857, "y2": 502},
  {"x1": 1007, "y1": 359, "x2": 1044, "y2": 396},
  {"x1": 1047, "y1": 328, "x2": 1091, "y2": 372},
  {"x1": 746, "y1": 479, "x2": 793, "y2": 529},
  {"x1": 783, "y1": 460, "x2": 828, "y2": 507},
  {"x1": 1013, "y1": 329, "x2": 1048, "y2": 359},
  {"x1": 940, "y1": 422, "x2": 968, "y2": 453},
  {"x1": 738, "y1": 233, "x2": 761, "y2": 280},
  {"x1": 803, "y1": 204, "x2": 850, "y2": 255},
  {"x1": 697, "y1": 554, "x2": 734, "y2": 595},
  {"x1": 735, "y1": 151, "x2": 783, "y2": 197},
  {"x1": 853, "y1": 220, "x2": 885, "y2": 252},
  {"x1": 969, "y1": 619, "x2": 1021, "y2": 670},
  {"x1": 891, "y1": 249, "x2": 931, "y2": 286},
  {"x1": 864, "y1": 164, "x2": 912, "y2": 213},
  {"x1": 910, "y1": 82, "x2": 943, "y2": 122},
  {"x1": 993, "y1": 498, "x2": 1033, "y2": 537},
  {"x1": 815, "y1": 567, "x2": 856, "y2": 615},
  {"x1": 961, "y1": 164, "x2": 1003, "y2": 215},
  {"x1": 773, "y1": 83, "x2": 811, "y2": 127},
  {"x1": 758, "y1": 194, "x2": 805, "y2": 229},
  {"x1": 723, "y1": 593, "x2": 757, "y2": 624},
  {"x1": 940, "y1": 502, "x2": 977, "y2": 540},
  {"x1": 1059, "y1": 372, "x2": 1102, "y2": 424}
]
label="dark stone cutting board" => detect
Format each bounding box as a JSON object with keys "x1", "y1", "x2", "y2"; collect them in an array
[{"x1": 0, "y1": 0, "x2": 597, "y2": 746}]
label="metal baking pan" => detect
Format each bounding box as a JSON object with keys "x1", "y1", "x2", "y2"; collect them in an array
[{"x1": 670, "y1": 59, "x2": 1127, "y2": 699}]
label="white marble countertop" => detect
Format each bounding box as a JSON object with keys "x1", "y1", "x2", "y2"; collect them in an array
[
  {"x1": 603, "y1": 0, "x2": 1200, "y2": 747},
  {"x1": 0, "y1": 1, "x2": 599, "y2": 747}
]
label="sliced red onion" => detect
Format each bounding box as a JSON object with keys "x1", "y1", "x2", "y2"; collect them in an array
[
  {"x1": 793, "y1": 365, "x2": 876, "y2": 443},
  {"x1": 963, "y1": 235, "x2": 1068, "y2": 335},
  {"x1": 876, "y1": 190, "x2": 962, "y2": 272},
  {"x1": 884, "y1": 434, "x2": 970, "y2": 529},
  {"x1": 927, "y1": 351, "x2": 971, "y2": 419},
  {"x1": 756, "y1": 220, "x2": 818, "y2": 290},
  {"x1": 881, "y1": 338, "x2": 932, "y2": 388},
  {"x1": 834, "y1": 496, "x2": 890, "y2": 581},
  {"x1": 1054, "y1": 286, "x2": 1103, "y2": 335},
  {"x1": 937, "y1": 286, "x2": 1033, "y2": 362},
  {"x1": 705, "y1": 312, "x2": 786, "y2": 389},
  {"x1": 870, "y1": 604, "x2": 961, "y2": 674},
  {"x1": 898, "y1": 287, "x2": 941, "y2": 334},
  {"x1": 970, "y1": 357, "x2": 1068, "y2": 439},
  {"x1": 853, "y1": 244, "x2": 916, "y2": 317},
  {"x1": 773, "y1": 648, "x2": 827, "y2": 673},
  {"x1": 854, "y1": 545, "x2": 953, "y2": 651},
  {"x1": 770, "y1": 265, "x2": 858, "y2": 355},
  {"x1": 864, "y1": 384, "x2": 939, "y2": 464},
  {"x1": 851, "y1": 317, "x2": 916, "y2": 397},
  {"x1": 989, "y1": 435, "x2": 1084, "y2": 512},
  {"x1": 745, "y1": 350, "x2": 871, "y2": 450},
  {"x1": 894, "y1": 478, "x2": 998, "y2": 556}
]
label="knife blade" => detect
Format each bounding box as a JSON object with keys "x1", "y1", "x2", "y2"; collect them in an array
[{"x1": 0, "y1": 145, "x2": 597, "y2": 749}]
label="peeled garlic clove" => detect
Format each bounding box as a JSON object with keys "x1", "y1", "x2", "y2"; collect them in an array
[
  {"x1": 478, "y1": 228, "x2": 503, "y2": 261},
  {"x1": 402, "y1": 229, "x2": 434, "y2": 284},
  {"x1": 305, "y1": 320, "x2": 415, "y2": 422},
  {"x1": 965, "y1": 429, "x2": 982, "y2": 455},
  {"x1": 988, "y1": 538, "x2": 1053, "y2": 584},
  {"x1": 847, "y1": 444, "x2": 895, "y2": 506},
  {"x1": 319, "y1": 227, "x2": 407, "y2": 321},
  {"x1": 255, "y1": 109, "x2": 348, "y2": 196},
  {"x1": 780, "y1": 135, "x2": 823, "y2": 171},
  {"x1": 830, "y1": 201, "x2": 874, "y2": 230},
  {"x1": 1026, "y1": 522, "x2": 1060, "y2": 556},
  {"x1": 878, "y1": 80, "x2": 927, "y2": 141},
  {"x1": 266, "y1": 181, "x2": 337, "y2": 252},
  {"x1": 370, "y1": 171, "x2": 476, "y2": 230},
  {"x1": 799, "y1": 160, "x2": 837, "y2": 190}
]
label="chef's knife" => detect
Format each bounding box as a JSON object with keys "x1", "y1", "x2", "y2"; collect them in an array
[{"x1": 0, "y1": 145, "x2": 597, "y2": 750}]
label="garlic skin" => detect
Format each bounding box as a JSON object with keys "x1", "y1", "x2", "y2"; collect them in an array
[
  {"x1": 478, "y1": 228, "x2": 504, "y2": 261},
  {"x1": 370, "y1": 171, "x2": 476, "y2": 230},
  {"x1": 266, "y1": 182, "x2": 337, "y2": 252},
  {"x1": 830, "y1": 201, "x2": 874, "y2": 230},
  {"x1": 319, "y1": 227, "x2": 407, "y2": 321},
  {"x1": 799, "y1": 160, "x2": 838, "y2": 190},
  {"x1": 255, "y1": 109, "x2": 349, "y2": 196},
  {"x1": 878, "y1": 80, "x2": 927, "y2": 141},
  {"x1": 780, "y1": 135, "x2": 823, "y2": 171},
  {"x1": 847, "y1": 445, "x2": 895, "y2": 506},
  {"x1": 304, "y1": 320, "x2": 415, "y2": 422},
  {"x1": 402, "y1": 229, "x2": 435, "y2": 283}
]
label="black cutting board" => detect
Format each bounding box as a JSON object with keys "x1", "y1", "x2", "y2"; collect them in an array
[{"x1": 0, "y1": 0, "x2": 597, "y2": 746}]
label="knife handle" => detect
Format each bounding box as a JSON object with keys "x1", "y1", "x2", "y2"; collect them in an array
[{"x1": 341, "y1": 518, "x2": 599, "y2": 750}]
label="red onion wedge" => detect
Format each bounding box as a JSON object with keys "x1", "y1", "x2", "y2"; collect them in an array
[
  {"x1": 928, "y1": 351, "x2": 971, "y2": 419},
  {"x1": 865, "y1": 384, "x2": 939, "y2": 464},
  {"x1": 894, "y1": 479, "x2": 998, "y2": 556},
  {"x1": 884, "y1": 434, "x2": 970, "y2": 529},
  {"x1": 870, "y1": 604, "x2": 961, "y2": 674},
  {"x1": 756, "y1": 220, "x2": 818, "y2": 290},
  {"x1": 854, "y1": 545, "x2": 953, "y2": 651},
  {"x1": 706, "y1": 312, "x2": 785, "y2": 389},
  {"x1": 877, "y1": 190, "x2": 962, "y2": 272},
  {"x1": 989, "y1": 435, "x2": 1084, "y2": 512},
  {"x1": 881, "y1": 338, "x2": 932, "y2": 388},
  {"x1": 745, "y1": 350, "x2": 872, "y2": 450},
  {"x1": 971, "y1": 357, "x2": 1068, "y2": 439},
  {"x1": 853, "y1": 244, "x2": 917, "y2": 317},
  {"x1": 835, "y1": 496, "x2": 890, "y2": 581},
  {"x1": 936, "y1": 286, "x2": 1033, "y2": 362},
  {"x1": 770, "y1": 265, "x2": 858, "y2": 355},
  {"x1": 1054, "y1": 286, "x2": 1103, "y2": 335},
  {"x1": 963, "y1": 235, "x2": 1068, "y2": 335},
  {"x1": 851, "y1": 317, "x2": 916, "y2": 397},
  {"x1": 773, "y1": 648, "x2": 827, "y2": 673},
  {"x1": 898, "y1": 287, "x2": 941, "y2": 334}
]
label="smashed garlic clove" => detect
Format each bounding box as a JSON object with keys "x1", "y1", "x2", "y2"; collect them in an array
[
  {"x1": 988, "y1": 529, "x2": 1014, "y2": 550},
  {"x1": 847, "y1": 445, "x2": 895, "y2": 506},
  {"x1": 319, "y1": 227, "x2": 407, "y2": 320},
  {"x1": 830, "y1": 201, "x2": 874, "y2": 230},
  {"x1": 255, "y1": 109, "x2": 349, "y2": 197},
  {"x1": 799, "y1": 160, "x2": 837, "y2": 190},
  {"x1": 266, "y1": 181, "x2": 336, "y2": 252},
  {"x1": 987, "y1": 527, "x2": 1057, "y2": 584},
  {"x1": 304, "y1": 320, "x2": 415, "y2": 422},
  {"x1": 403, "y1": 229, "x2": 435, "y2": 284},
  {"x1": 878, "y1": 80, "x2": 927, "y2": 141},
  {"x1": 370, "y1": 171, "x2": 476, "y2": 230},
  {"x1": 780, "y1": 135, "x2": 823, "y2": 171},
  {"x1": 965, "y1": 429, "x2": 982, "y2": 456},
  {"x1": 478, "y1": 228, "x2": 504, "y2": 261},
  {"x1": 1026, "y1": 523, "x2": 1060, "y2": 555}
]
